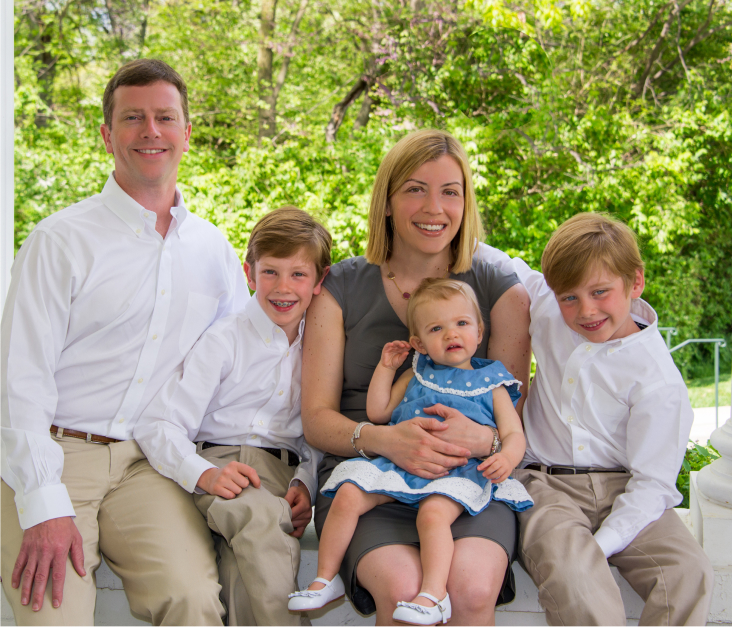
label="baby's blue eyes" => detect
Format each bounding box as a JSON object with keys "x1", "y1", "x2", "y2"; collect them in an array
[
  {"x1": 457, "y1": 320, "x2": 467, "y2": 326},
  {"x1": 430, "y1": 326, "x2": 442, "y2": 332}
]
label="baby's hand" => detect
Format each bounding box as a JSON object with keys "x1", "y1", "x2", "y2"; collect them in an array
[
  {"x1": 478, "y1": 453, "x2": 514, "y2": 483},
  {"x1": 380, "y1": 341, "x2": 412, "y2": 371}
]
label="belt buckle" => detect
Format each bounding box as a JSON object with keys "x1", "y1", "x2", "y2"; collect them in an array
[{"x1": 551, "y1": 465, "x2": 578, "y2": 475}]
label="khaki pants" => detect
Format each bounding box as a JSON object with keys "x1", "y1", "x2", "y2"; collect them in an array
[
  {"x1": 193, "y1": 444, "x2": 307, "y2": 626},
  {"x1": 515, "y1": 469, "x2": 714, "y2": 626},
  {"x1": 1, "y1": 438, "x2": 224, "y2": 626}
]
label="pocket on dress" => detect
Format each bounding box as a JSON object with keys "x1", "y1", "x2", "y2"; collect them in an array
[{"x1": 179, "y1": 292, "x2": 219, "y2": 354}]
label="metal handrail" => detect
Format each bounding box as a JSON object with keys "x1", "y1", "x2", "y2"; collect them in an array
[
  {"x1": 669, "y1": 337, "x2": 728, "y2": 428},
  {"x1": 658, "y1": 326, "x2": 678, "y2": 350}
]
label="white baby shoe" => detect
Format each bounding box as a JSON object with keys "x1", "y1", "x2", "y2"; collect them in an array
[
  {"x1": 392, "y1": 591, "x2": 451, "y2": 625},
  {"x1": 287, "y1": 574, "x2": 345, "y2": 611}
]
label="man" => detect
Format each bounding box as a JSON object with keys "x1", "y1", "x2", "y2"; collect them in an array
[{"x1": 1, "y1": 59, "x2": 249, "y2": 625}]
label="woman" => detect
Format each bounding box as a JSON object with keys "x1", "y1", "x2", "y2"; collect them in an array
[{"x1": 302, "y1": 129, "x2": 531, "y2": 625}]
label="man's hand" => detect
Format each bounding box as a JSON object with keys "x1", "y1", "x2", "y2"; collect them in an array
[
  {"x1": 11, "y1": 516, "x2": 86, "y2": 612},
  {"x1": 197, "y1": 461, "x2": 261, "y2": 498},
  {"x1": 478, "y1": 453, "x2": 513, "y2": 483},
  {"x1": 284, "y1": 482, "x2": 312, "y2": 539}
]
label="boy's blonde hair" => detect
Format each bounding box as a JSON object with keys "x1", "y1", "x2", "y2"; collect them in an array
[
  {"x1": 245, "y1": 206, "x2": 332, "y2": 280},
  {"x1": 407, "y1": 278, "x2": 484, "y2": 338},
  {"x1": 365, "y1": 129, "x2": 484, "y2": 274},
  {"x1": 541, "y1": 212, "x2": 644, "y2": 295}
]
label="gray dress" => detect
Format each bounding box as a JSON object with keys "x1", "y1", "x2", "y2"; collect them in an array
[{"x1": 314, "y1": 256, "x2": 522, "y2": 614}]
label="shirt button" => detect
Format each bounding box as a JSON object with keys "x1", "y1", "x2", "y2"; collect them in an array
[
  {"x1": 251, "y1": 434, "x2": 258, "y2": 439},
  {"x1": 157, "y1": 464, "x2": 162, "y2": 470},
  {"x1": 152, "y1": 334, "x2": 158, "y2": 340},
  {"x1": 182, "y1": 480, "x2": 188, "y2": 487},
  {"x1": 585, "y1": 345, "x2": 592, "y2": 352},
  {"x1": 144, "y1": 212, "x2": 150, "y2": 218},
  {"x1": 278, "y1": 390, "x2": 284, "y2": 396},
  {"x1": 568, "y1": 378, "x2": 575, "y2": 384},
  {"x1": 258, "y1": 420, "x2": 264, "y2": 425},
  {"x1": 119, "y1": 418, "x2": 125, "y2": 423},
  {"x1": 275, "y1": 328, "x2": 280, "y2": 334},
  {"x1": 609, "y1": 348, "x2": 615, "y2": 354},
  {"x1": 138, "y1": 378, "x2": 143, "y2": 383},
  {"x1": 578, "y1": 445, "x2": 585, "y2": 451},
  {"x1": 265, "y1": 337, "x2": 271, "y2": 344},
  {"x1": 160, "y1": 289, "x2": 165, "y2": 295},
  {"x1": 567, "y1": 415, "x2": 574, "y2": 423},
  {"x1": 136, "y1": 228, "x2": 141, "y2": 234},
  {"x1": 286, "y1": 351, "x2": 289, "y2": 357},
  {"x1": 19, "y1": 508, "x2": 24, "y2": 515}
]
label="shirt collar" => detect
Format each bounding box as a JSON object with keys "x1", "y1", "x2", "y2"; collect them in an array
[
  {"x1": 245, "y1": 296, "x2": 305, "y2": 348},
  {"x1": 609, "y1": 298, "x2": 658, "y2": 350},
  {"x1": 100, "y1": 172, "x2": 188, "y2": 237}
]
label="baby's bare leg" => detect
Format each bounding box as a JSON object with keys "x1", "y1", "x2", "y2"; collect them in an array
[
  {"x1": 413, "y1": 495, "x2": 464, "y2": 605},
  {"x1": 312, "y1": 483, "x2": 394, "y2": 589}
]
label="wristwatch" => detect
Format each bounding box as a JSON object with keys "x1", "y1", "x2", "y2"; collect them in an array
[
  {"x1": 482, "y1": 426, "x2": 501, "y2": 460},
  {"x1": 351, "y1": 421, "x2": 374, "y2": 459}
]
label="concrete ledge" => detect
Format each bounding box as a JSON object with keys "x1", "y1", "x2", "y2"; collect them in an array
[{"x1": 2, "y1": 509, "x2": 728, "y2": 626}]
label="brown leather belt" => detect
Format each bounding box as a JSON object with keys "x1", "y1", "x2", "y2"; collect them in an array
[
  {"x1": 201, "y1": 442, "x2": 300, "y2": 467},
  {"x1": 525, "y1": 463, "x2": 627, "y2": 475},
  {"x1": 50, "y1": 425, "x2": 121, "y2": 444}
]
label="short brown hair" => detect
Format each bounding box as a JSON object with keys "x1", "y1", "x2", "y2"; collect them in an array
[
  {"x1": 103, "y1": 59, "x2": 189, "y2": 127},
  {"x1": 365, "y1": 129, "x2": 484, "y2": 274},
  {"x1": 245, "y1": 206, "x2": 332, "y2": 280},
  {"x1": 407, "y1": 278, "x2": 484, "y2": 337},
  {"x1": 541, "y1": 212, "x2": 644, "y2": 295}
]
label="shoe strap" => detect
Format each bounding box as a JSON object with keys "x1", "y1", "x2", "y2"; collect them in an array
[
  {"x1": 416, "y1": 592, "x2": 448, "y2": 621},
  {"x1": 313, "y1": 577, "x2": 333, "y2": 586}
]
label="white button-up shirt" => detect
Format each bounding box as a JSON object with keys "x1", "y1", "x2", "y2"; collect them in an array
[
  {"x1": 1, "y1": 174, "x2": 250, "y2": 529},
  {"x1": 134, "y1": 296, "x2": 323, "y2": 503},
  {"x1": 477, "y1": 244, "x2": 693, "y2": 558}
]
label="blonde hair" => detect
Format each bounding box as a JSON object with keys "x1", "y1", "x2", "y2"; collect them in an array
[
  {"x1": 407, "y1": 278, "x2": 484, "y2": 338},
  {"x1": 541, "y1": 212, "x2": 644, "y2": 295},
  {"x1": 365, "y1": 129, "x2": 484, "y2": 274},
  {"x1": 245, "y1": 206, "x2": 332, "y2": 280}
]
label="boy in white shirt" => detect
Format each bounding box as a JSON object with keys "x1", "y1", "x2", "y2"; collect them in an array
[
  {"x1": 135, "y1": 206, "x2": 330, "y2": 625},
  {"x1": 478, "y1": 213, "x2": 713, "y2": 626}
]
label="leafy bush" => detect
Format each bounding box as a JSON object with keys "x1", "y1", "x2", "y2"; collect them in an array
[{"x1": 676, "y1": 441, "x2": 720, "y2": 508}]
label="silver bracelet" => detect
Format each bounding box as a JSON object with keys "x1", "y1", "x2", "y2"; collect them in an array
[
  {"x1": 481, "y1": 426, "x2": 502, "y2": 460},
  {"x1": 351, "y1": 421, "x2": 374, "y2": 460}
]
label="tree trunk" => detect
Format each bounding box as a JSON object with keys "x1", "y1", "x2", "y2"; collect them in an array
[
  {"x1": 325, "y1": 77, "x2": 368, "y2": 143},
  {"x1": 257, "y1": 0, "x2": 278, "y2": 143},
  {"x1": 353, "y1": 89, "x2": 373, "y2": 131}
]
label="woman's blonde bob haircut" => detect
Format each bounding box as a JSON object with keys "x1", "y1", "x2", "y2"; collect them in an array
[
  {"x1": 365, "y1": 129, "x2": 484, "y2": 274},
  {"x1": 541, "y1": 212, "x2": 644, "y2": 295}
]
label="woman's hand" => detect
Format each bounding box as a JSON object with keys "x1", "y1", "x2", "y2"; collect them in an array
[
  {"x1": 422, "y1": 403, "x2": 496, "y2": 459},
  {"x1": 359, "y1": 416, "x2": 471, "y2": 479},
  {"x1": 380, "y1": 340, "x2": 412, "y2": 371}
]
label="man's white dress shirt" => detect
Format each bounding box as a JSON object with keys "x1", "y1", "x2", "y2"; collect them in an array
[
  {"x1": 1, "y1": 174, "x2": 250, "y2": 529},
  {"x1": 135, "y1": 296, "x2": 322, "y2": 504},
  {"x1": 477, "y1": 244, "x2": 693, "y2": 558}
]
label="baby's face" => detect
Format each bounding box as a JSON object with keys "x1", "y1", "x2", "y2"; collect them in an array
[{"x1": 410, "y1": 294, "x2": 483, "y2": 370}]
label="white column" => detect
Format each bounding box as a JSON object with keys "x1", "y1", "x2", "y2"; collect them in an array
[
  {"x1": 1, "y1": 0, "x2": 14, "y2": 308},
  {"x1": 697, "y1": 417, "x2": 732, "y2": 507}
]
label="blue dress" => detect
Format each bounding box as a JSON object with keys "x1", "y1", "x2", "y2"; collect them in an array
[{"x1": 321, "y1": 353, "x2": 534, "y2": 515}]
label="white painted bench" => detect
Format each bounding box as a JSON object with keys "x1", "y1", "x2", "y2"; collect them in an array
[{"x1": 1, "y1": 509, "x2": 727, "y2": 626}]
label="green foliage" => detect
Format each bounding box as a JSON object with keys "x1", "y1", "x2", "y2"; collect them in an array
[
  {"x1": 13, "y1": 0, "x2": 732, "y2": 378},
  {"x1": 676, "y1": 441, "x2": 720, "y2": 508}
]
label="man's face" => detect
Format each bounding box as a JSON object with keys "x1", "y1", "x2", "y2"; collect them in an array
[{"x1": 100, "y1": 81, "x2": 191, "y2": 191}]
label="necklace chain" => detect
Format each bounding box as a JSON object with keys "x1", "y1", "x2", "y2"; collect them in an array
[{"x1": 386, "y1": 262, "x2": 451, "y2": 300}]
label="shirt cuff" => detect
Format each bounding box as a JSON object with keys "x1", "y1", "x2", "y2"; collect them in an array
[
  {"x1": 178, "y1": 454, "x2": 217, "y2": 494},
  {"x1": 14, "y1": 484, "x2": 76, "y2": 530},
  {"x1": 593, "y1": 525, "x2": 625, "y2": 558},
  {"x1": 291, "y1": 467, "x2": 317, "y2": 505}
]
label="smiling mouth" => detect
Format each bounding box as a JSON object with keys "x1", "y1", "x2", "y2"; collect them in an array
[
  {"x1": 270, "y1": 300, "x2": 297, "y2": 311},
  {"x1": 414, "y1": 222, "x2": 446, "y2": 232},
  {"x1": 579, "y1": 319, "x2": 607, "y2": 330},
  {"x1": 135, "y1": 149, "x2": 166, "y2": 154}
]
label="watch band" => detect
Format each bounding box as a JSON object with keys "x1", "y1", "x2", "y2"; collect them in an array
[{"x1": 351, "y1": 421, "x2": 374, "y2": 459}]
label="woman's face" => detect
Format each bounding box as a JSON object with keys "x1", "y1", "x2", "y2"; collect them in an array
[{"x1": 387, "y1": 155, "x2": 465, "y2": 257}]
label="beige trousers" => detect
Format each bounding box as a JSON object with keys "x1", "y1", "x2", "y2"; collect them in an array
[
  {"x1": 514, "y1": 469, "x2": 714, "y2": 626},
  {"x1": 1, "y1": 437, "x2": 224, "y2": 626},
  {"x1": 193, "y1": 444, "x2": 306, "y2": 626}
]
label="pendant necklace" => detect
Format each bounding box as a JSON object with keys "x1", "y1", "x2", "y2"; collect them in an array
[{"x1": 386, "y1": 261, "x2": 451, "y2": 300}]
